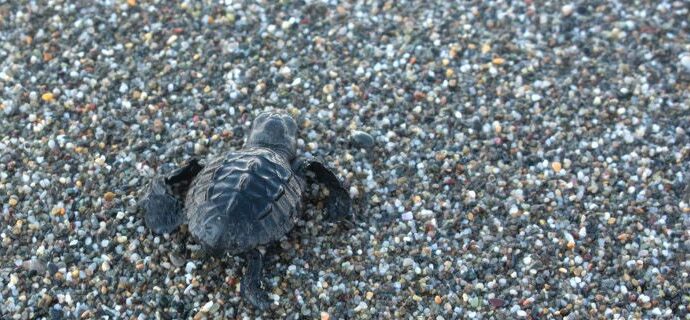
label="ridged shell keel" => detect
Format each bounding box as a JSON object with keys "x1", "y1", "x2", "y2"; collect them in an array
[{"x1": 185, "y1": 148, "x2": 303, "y2": 254}]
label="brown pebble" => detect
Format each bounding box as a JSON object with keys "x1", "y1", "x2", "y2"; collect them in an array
[
  {"x1": 104, "y1": 192, "x2": 116, "y2": 202},
  {"x1": 617, "y1": 233, "x2": 631, "y2": 242},
  {"x1": 153, "y1": 119, "x2": 164, "y2": 133},
  {"x1": 488, "y1": 298, "x2": 505, "y2": 308}
]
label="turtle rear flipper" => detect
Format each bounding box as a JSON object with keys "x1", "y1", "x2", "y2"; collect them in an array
[
  {"x1": 241, "y1": 249, "x2": 271, "y2": 310},
  {"x1": 295, "y1": 158, "x2": 353, "y2": 222},
  {"x1": 141, "y1": 159, "x2": 204, "y2": 234}
]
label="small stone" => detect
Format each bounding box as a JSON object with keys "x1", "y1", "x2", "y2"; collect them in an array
[
  {"x1": 127, "y1": 0, "x2": 136, "y2": 6},
  {"x1": 366, "y1": 291, "x2": 374, "y2": 300},
  {"x1": 492, "y1": 57, "x2": 505, "y2": 65},
  {"x1": 489, "y1": 298, "x2": 505, "y2": 308},
  {"x1": 169, "y1": 253, "x2": 185, "y2": 267},
  {"x1": 200, "y1": 301, "x2": 214, "y2": 313},
  {"x1": 481, "y1": 43, "x2": 491, "y2": 54},
  {"x1": 185, "y1": 261, "x2": 196, "y2": 273},
  {"x1": 320, "y1": 312, "x2": 330, "y2": 320},
  {"x1": 351, "y1": 130, "x2": 375, "y2": 149},
  {"x1": 566, "y1": 241, "x2": 576, "y2": 250},
  {"x1": 9, "y1": 198, "x2": 18, "y2": 207},
  {"x1": 638, "y1": 294, "x2": 650, "y2": 304},
  {"x1": 153, "y1": 119, "x2": 164, "y2": 133},
  {"x1": 401, "y1": 212, "x2": 414, "y2": 221},
  {"x1": 354, "y1": 301, "x2": 368, "y2": 312},
  {"x1": 104, "y1": 192, "x2": 116, "y2": 202},
  {"x1": 434, "y1": 295, "x2": 442, "y2": 304},
  {"x1": 680, "y1": 54, "x2": 690, "y2": 71},
  {"x1": 51, "y1": 206, "x2": 65, "y2": 216},
  {"x1": 562, "y1": 4, "x2": 574, "y2": 16},
  {"x1": 41, "y1": 92, "x2": 55, "y2": 102},
  {"x1": 322, "y1": 83, "x2": 334, "y2": 94},
  {"x1": 551, "y1": 161, "x2": 562, "y2": 172},
  {"x1": 403, "y1": 257, "x2": 414, "y2": 267}
]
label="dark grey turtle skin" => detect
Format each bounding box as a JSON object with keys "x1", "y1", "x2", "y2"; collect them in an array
[{"x1": 139, "y1": 111, "x2": 352, "y2": 310}]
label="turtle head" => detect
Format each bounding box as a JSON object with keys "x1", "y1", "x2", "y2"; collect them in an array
[{"x1": 246, "y1": 111, "x2": 298, "y2": 159}]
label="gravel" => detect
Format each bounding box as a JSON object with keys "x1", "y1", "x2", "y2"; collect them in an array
[{"x1": 1, "y1": 1, "x2": 689, "y2": 319}]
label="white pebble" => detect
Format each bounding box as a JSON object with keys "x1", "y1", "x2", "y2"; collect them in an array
[
  {"x1": 561, "y1": 4, "x2": 574, "y2": 16},
  {"x1": 200, "y1": 301, "x2": 214, "y2": 312},
  {"x1": 638, "y1": 294, "x2": 650, "y2": 304},
  {"x1": 680, "y1": 54, "x2": 690, "y2": 71},
  {"x1": 403, "y1": 258, "x2": 414, "y2": 267},
  {"x1": 185, "y1": 261, "x2": 196, "y2": 273},
  {"x1": 354, "y1": 301, "x2": 368, "y2": 312}
]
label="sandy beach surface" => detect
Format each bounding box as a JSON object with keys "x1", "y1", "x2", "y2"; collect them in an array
[{"x1": 1, "y1": 1, "x2": 689, "y2": 319}]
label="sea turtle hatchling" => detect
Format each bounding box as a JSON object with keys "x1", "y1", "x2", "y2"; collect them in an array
[{"x1": 139, "y1": 111, "x2": 352, "y2": 310}]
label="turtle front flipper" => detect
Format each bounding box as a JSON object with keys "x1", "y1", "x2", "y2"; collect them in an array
[
  {"x1": 242, "y1": 249, "x2": 271, "y2": 310},
  {"x1": 140, "y1": 159, "x2": 204, "y2": 234},
  {"x1": 295, "y1": 158, "x2": 353, "y2": 222}
]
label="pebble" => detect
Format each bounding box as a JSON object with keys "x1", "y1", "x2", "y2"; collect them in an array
[
  {"x1": 104, "y1": 192, "x2": 116, "y2": 202},
  {"x1": 41, "y1": 92, "x2": 54, "y2": 102},
  {"x1": 354, "y1": 301, "x2": 368, "y2": 312},
  {"x1": 351, "y1": 130, "x2": 375, "y2": 149},
  {"x1": 401, "y1": 212, "x2": 414, "y2": 221},
  {"x1": 561, "y1": 4, "x2": 574, "y2": 16},
  {"x1": 681, "y1": 54, "x2": 690, "y2": 71},
  {"x1": 185, "y1": 262, "x2": 196, "y2": 274},
  {"x1": 551, "y1": 161, "x2": 562, "y2": 172}
]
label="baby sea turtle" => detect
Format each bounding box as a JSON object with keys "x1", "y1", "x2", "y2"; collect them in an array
[{"x1": 139, "y1": 111, "x2": 352, "y2": 310}]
